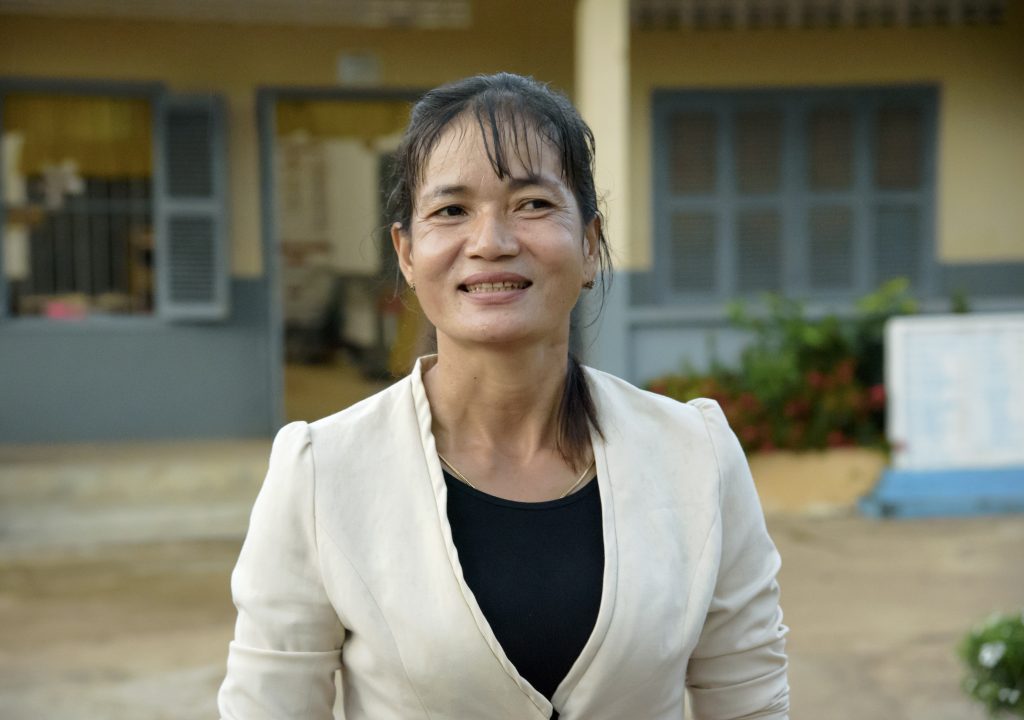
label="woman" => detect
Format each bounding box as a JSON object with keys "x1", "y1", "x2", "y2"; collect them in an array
[{"x1": 219, "y1": 73, "x2": 788, "y2": 720}]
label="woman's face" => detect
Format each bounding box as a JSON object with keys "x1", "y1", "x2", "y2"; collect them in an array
[{"x1": 393, "y1": 119, "x2": 598, "y2": 351}]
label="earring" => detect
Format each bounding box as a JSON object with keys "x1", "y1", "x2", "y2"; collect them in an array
[
  {"x1": 409, "y1": 282, "x2": 417, "y2": 293},
  {"x1": 582, "y1": 280, "x2": 595, "y2": 290}
]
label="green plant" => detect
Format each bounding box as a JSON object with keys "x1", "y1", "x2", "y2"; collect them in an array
[
  {"x1": 951, "y1": 288, "x2": 972, "y2": 314},
  {"x1": 646, "y1": 279, "x2": 926, "y2": 453},
  {"x1": 959, "y1": 611, "x2": 1024, "y2": 717},
  {"x1": 850, "y1": 278, "x2": 918, "y2": 387}
]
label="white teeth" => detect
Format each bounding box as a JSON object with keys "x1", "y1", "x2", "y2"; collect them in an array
[{"x1": 465, "y1": 281, "x2": 528, "y2": 293}]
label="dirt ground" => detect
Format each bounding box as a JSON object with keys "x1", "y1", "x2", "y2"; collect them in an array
[{"x1": 1, "y1": 513, "x2": 1022, "y2": 720}]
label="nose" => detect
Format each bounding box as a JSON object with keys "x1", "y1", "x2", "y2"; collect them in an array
[{"x1": 464, "y1": 209, "x2": 519, "y2": 260}]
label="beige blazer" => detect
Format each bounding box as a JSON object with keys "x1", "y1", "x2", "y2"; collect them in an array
[{"x1": 218, "y1": 357, "x2": 789, "y2": 720}]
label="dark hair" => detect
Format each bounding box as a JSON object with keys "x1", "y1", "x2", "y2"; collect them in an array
[{"x1": 386, "y1": 72, "x2": 610, "y2": 471}]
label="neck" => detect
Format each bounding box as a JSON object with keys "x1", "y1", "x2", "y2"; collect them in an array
[{"x1": 424, "y1": 336, "x2": 570, "y2": 463}]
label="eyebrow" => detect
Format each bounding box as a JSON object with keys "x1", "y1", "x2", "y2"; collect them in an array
[
  {"x1": 507, "y1": 173, "x2": 560, "y2": 193},
  {"x1": 421, "y1": 174, "x2": 563, "y2": 202},
  {"x1": 423, "y1": 184, "x2": 468, "y2": 202}
]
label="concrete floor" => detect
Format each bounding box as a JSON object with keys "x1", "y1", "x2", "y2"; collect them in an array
[{"x1": 2, "y1": 510, "x2": 1022, "y2": 719}]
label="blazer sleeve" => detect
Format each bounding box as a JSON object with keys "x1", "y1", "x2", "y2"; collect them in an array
[
  {"x1": 218, "y1": 421, "x2": 345, "y2": 719},
  {"x1": 686, "y1": 399, "x2": 790, "y2": 720}
]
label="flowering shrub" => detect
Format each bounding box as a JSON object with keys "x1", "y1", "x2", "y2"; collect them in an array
[
  {"x1": 646, "y1": 280, "x2": 921, "y2": 453},
  {"x1": 959, "y1": 611, "x2": 1024, "y2": 717}
]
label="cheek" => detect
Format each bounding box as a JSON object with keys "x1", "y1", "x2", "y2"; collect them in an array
[
  {"x1": 407, "y1": 227, "x2": 454, "y2": 276},
  {"x1": 417, "y1": 246, "x2": 458, "y2": 282}
]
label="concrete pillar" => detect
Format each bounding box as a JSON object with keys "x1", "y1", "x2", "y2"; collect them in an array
[
  {"x1": 575, "y1": 0, "x2": 632, "y2": 377},
  {"x1": 575, "y1": 0, "x2": 630, "y2": 266}
]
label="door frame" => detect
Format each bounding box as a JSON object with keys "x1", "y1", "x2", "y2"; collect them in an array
[{"x1": 256, "y1": 85, "x2": 424, "y2": 429}]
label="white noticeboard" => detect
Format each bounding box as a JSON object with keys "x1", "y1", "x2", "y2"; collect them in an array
[{"x1": 886, "y1": 314, "x2": 1024, "y2": 471}]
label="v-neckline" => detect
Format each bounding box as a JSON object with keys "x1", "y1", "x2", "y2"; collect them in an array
[{"x1": 409, "y1": 356, "x2": 620, "y2": 718}]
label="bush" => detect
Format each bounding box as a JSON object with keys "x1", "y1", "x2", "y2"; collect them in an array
[
  {"x1": 959, "y1": 611, "x2": 1024, "y2": 717},
  {"x1": 646, "y1": 279, "x2": 920, "y2": 453}
]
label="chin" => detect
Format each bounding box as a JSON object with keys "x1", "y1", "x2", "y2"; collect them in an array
[{"x1": 449, "y1": 324, "x2": 565, "y2": 349}]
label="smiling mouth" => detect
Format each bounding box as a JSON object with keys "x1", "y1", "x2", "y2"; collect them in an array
[{"x1": 460, "y1": 281, "x2": 532, "y2": 294}]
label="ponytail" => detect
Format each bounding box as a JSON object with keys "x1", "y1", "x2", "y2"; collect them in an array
[{"x1": 556, "y1": 354, "x2": 604, "y2": 471}]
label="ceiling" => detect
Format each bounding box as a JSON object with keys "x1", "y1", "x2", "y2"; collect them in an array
[
  {"x1": 0, "y1": 0, "x2": 472, "y2": 28},
  {"x1": 0, "y1": 0, "x2": 1007, "y2": 30}
]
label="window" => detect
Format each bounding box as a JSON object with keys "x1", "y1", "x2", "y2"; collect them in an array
[
  {"x1": 1, "y1": 93, "x2": 153, "y2": 317},
  {"x1": 0, "y1": 83, "x2": 227, "y2": 321},
  {"x1": 648, "y1": 87, "x2": 937, "y2": 306}
]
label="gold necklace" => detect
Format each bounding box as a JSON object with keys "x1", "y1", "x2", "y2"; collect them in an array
[{"x1": 437, "y1": 452, "x2": 595, "y2": 500}]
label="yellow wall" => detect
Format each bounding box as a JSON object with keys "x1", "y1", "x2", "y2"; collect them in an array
[
  {"x1": 4, "y1": 94, "x2": 152, "y2": 176},
  {"x1": 275, "y1": 99, "x2": 411, "y2": 140},
  {"x1": 627, "y1": 8, "x2": 1024, "y2": 269},
  {"x1": 0, "y1": 2, "x2": 574, "y2": 276}
]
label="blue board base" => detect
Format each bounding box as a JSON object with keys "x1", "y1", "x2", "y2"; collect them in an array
[{"x1": 859, "y1": 466, "x2": 1024, "y2": 518}]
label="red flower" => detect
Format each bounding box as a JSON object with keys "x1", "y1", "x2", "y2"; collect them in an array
[
  {"x1": 806, "y1": 370, "x2": 825, "y2": 390},
  {"x1": 826, "y1": 430, "x2": 850, "y2": 447},
  {"x1": 784, "y1": 398, "x2": 809, "y2": 419},
  {"x1": 835, "y1": 358, "x2": 856, "y2": 384},
  {"x1": 787, "y1": 422, "x2": 807, "y2": 446},
  {"x1": 867, "y1": 383, "x2": 886, "y2": 410},
  {"x1": 740, "y1": 425, "x2": 761, "y2": 445}
]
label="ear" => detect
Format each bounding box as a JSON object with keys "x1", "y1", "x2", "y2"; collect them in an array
[
  {"x1": 391, "y1": 221, "x2": 414, "y2": 285},
  {"x1": 582, "y1": 216, "x2": 601, "y2": 283}
]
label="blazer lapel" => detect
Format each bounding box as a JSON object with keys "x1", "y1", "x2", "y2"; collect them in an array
[
  {"x1": 410, "y1": 357, "x2": 553, "y2": 719},
  {"x1": 549, "y1": 427, "x2": 619, "y2": 711}
]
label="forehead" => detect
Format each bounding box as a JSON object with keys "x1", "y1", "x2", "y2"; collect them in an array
[{"x1": 419, "y1": 115, "x2": 565, "y2": 189}]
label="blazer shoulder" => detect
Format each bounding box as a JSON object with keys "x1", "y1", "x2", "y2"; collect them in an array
[{"x1": 271, "y1": 418, "x2": 313, "y2": 451}]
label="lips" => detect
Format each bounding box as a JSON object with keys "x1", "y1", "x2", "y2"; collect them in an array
[
  {"x1": 463, "y1": 280, "x2": 531, "y2": 293},
  {"x1": 458, "y1": 273, "x2": 532, "y2": 293}
]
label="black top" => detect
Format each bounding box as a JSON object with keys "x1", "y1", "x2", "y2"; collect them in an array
[{"x1": 443, "y1": 470, "x2": 604, "y2": 711}]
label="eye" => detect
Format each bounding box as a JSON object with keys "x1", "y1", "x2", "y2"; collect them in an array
[
  {"x1": 433, "y1": 205, "x2": 466, "y2": 218},
  {"x1": 520, "y1": 198, "x2": 554, "y2": 211}
]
